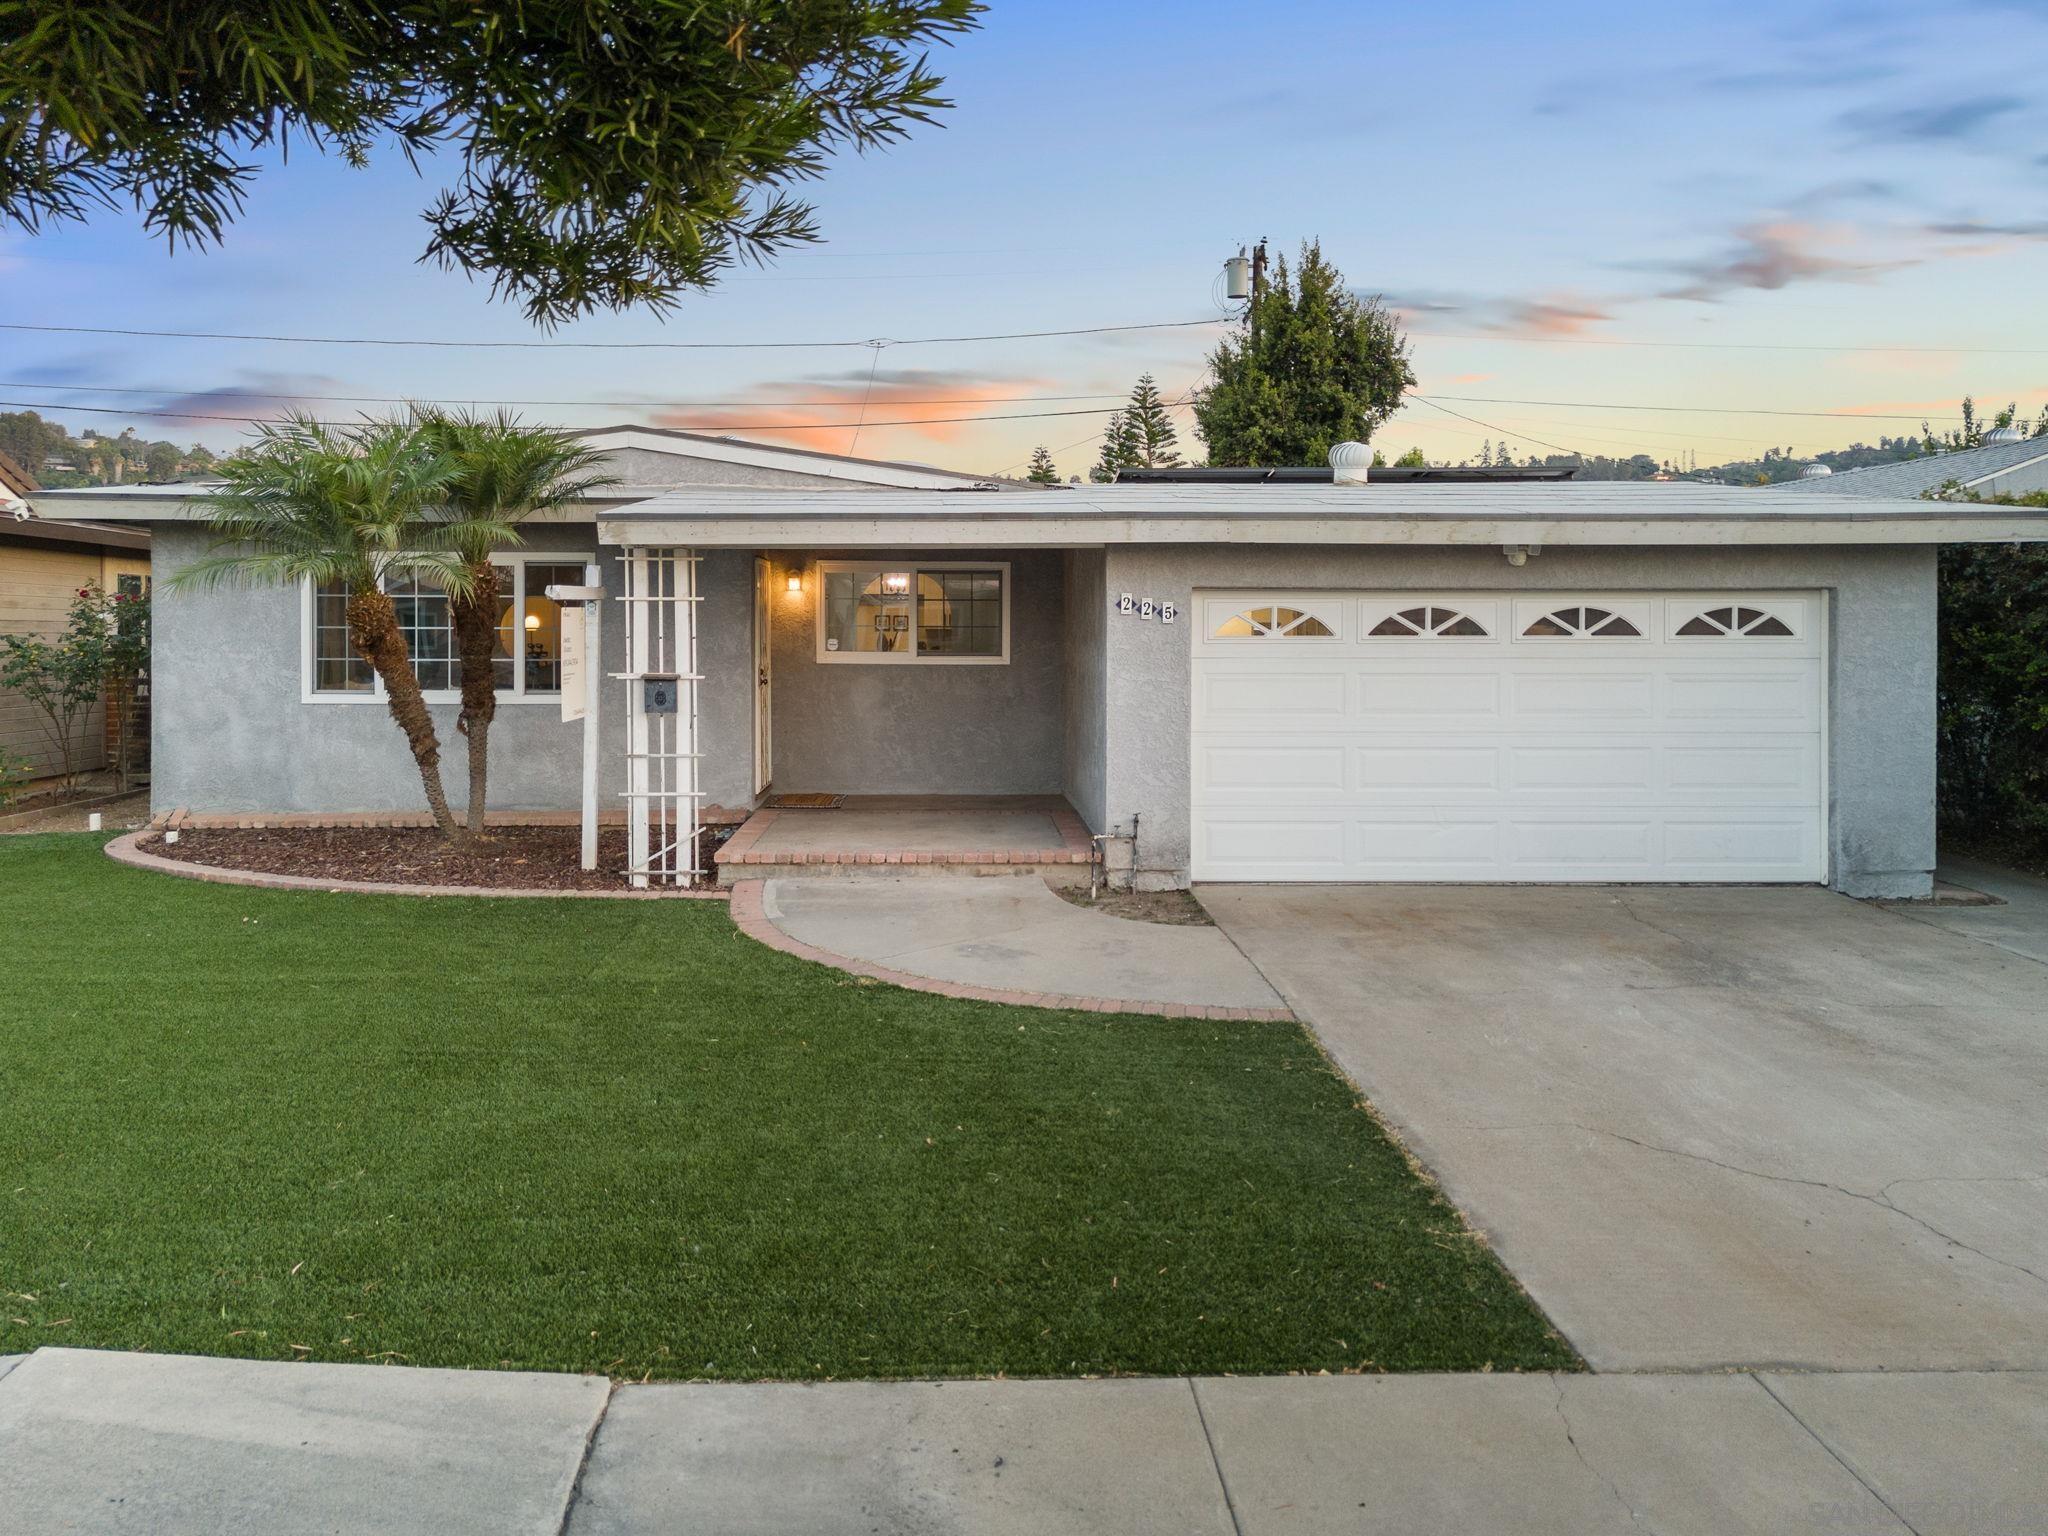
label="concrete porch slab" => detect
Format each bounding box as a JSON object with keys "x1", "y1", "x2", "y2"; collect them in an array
[
  {"x1": 0, "y1": 1347, "x2": 610, "y2": 1535},
  {"x1": 748, "y1": 875, "x2": 1289, "y2": 1014},
  {"x1": 753, "y1": 807, "x2": 1068, "y2": 854},
  {"x1": 717, "y1": 800, "x2": 1095, "y2": 881}
]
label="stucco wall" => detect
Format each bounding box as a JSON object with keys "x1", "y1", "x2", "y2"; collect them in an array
[
  {"x1": 1061, "y1": 549, "x2": 1108, "y2": 830},
  {"x1": 1098, "y1": 543, "x2": 1938, "y2": 898},
  {"x1": 150, "y1": 525, "x2": 757, "y2": 818},
  {"x1": 764, "y1": 549, "x2": 1065, "y2": 797}
]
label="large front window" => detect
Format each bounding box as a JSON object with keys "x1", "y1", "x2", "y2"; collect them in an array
[
  {"x1": 816, "y1": 561, "x2": 1009, "y2": 664},
  {"x1": 307, "y1": 556, "x2": 592, "y2": 701}
]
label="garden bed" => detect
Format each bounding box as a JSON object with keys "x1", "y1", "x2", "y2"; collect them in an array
[{"x1": 145, "y1": 824, "x2": 718, "y2": 891}]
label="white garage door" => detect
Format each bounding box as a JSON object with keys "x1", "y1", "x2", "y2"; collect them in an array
[{"x1": 1190, "y1": 591, "x2": 1826, "y2": 883}]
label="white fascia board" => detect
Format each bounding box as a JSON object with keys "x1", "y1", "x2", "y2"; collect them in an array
[
  {"x1": 599, "y1": 512, "x2": 2048, "y2": 548},
  {"x1": 576, "y1": 428, "x2": 993, "y2": 490},
  {"x1": 26, "y1": 487, "x2": 656, "y2": 523}
]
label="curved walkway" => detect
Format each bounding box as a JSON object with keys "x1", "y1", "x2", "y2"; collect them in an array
[{"x1": 731, "y1": 875, "x2": 1292, "y2": 1019}]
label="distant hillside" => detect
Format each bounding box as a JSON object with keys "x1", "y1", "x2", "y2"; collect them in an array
[{"x1": 0, "y1": 409, "x2": 217, "y2": 489}]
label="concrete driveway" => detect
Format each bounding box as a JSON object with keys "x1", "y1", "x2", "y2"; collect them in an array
[{"x1": 1201, "y1": 883, "x2": 2048, "y2": 1372}]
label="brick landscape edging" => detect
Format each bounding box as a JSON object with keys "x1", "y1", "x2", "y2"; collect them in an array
[
  {"x1": 727, "y1": 879, "x2": 1295, "y2": 1022},
  {"x1": 104, "y1": 831, "x2": 730, "y2": 901}
]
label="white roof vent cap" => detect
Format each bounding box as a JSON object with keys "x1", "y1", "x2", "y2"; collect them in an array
[
  {"x1": 1798, "y1": 462, "x2": 1832, "y2": 479},
  {"x1": 1329, "y1": 440, "x2": 1373, "y2": 485},
  {"x1": 1984, "y1": 425, "x2": 2029, "y2": 445}
]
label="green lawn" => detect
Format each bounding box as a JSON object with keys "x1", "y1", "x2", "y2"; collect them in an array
[{"x1": 0, "y1": 835, "x2": 1575, "y2": 1379}]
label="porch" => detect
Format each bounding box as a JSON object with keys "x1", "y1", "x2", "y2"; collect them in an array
[{"x1": 714, "y1": 794, "x2": 1094, "y2": 885}]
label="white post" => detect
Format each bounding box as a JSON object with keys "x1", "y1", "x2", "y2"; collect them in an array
[{"x1": 580, "y1": 562, "x2": 602, "y2": 871}]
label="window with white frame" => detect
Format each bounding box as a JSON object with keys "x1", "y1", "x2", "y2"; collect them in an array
[
  {"x1": 308, "y1": 555, "x2": 593, "y2": 701},
  {"x1": 816, "y1": 561, "x2": 1009, "y2": 663}
]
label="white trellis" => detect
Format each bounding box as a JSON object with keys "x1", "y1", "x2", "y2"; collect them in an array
[{"x1": 618, "y1": 547, "x2": 703, "y2": 887}]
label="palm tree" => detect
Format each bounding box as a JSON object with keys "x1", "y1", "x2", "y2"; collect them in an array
[
  {"x1": 412, "y1": 410, "x2": 616, "y2": 835},
  {"x1": 176, "y1": 415, "x2": 500, "y2": 840}
]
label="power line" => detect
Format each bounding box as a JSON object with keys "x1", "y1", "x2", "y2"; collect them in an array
[
  {"x1": 1403, "y1": 394, "x2": 1586, "y2": 457},
  {"x1": 1406, "y1": 330, "x2": 2048, "y2": 356},
  {"x1": 1425, "y1": 393, "x2": 1967, "y2": 423},
  {"x1": 3, "y1": 380, "x2": 1135, "y2": 409},
  {"x1": 0, "y1": 316, "x2": 1229, "y2": 352},
  {"x1": 0, "y1": 394, "x2": 1137, "y2": 431}
]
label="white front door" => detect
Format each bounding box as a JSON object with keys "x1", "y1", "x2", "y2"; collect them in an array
[
  {"x1": 753, "y1": 558, "x2": 774, "y2": 797},
  {"x1": 1190, "y1": 590, "x2": 1827, "y2": 883}
]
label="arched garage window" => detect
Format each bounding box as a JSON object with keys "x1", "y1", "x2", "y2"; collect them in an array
[
  {"x1": 1523, "y1": 606, "x2": 1642, "y2": 638},
  {"x1": 1368, "y1": 605, "x2": 1489, "y2": 638},
  {"x1": 1211, "y1": 605, "x2": 1336, "y2": 638},
  {"x1": 1676, "y1": 605, "x2": 1794, "y2": 638}
]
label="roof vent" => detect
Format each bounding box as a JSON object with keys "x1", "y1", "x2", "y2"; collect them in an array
[
  {"x1": 1329, "y1": 440, "x2": 1373, "y2": 486},
  {"x1": 1799, "y1": 463, "x2": 1832, "y2": 479},
  {"x1": 1984, "y1": 425, "x2": 2029, "y2": 445}
]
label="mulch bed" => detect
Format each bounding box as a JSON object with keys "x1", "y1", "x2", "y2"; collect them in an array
[
  {"x1": 1052, "y1": 886, "x2": 1216, "y2": 926},
  {"x1": 146, "y1": 825, "x2": 723, "y2": 891}
]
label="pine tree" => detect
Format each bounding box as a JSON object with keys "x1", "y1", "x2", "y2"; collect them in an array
[
  {"x1": 1024, "y1": 445, "x2": 1060, "y2": 484},
  {"x1": 1194, "y1": 239, "x2": 1415, "y2": 466},
  {"x1": 1090, "y1": 412, "x2": 1138, "y2": 483},
  {"x1": 1123, "y1": 374, "x2": 1182, "y2": 467}
]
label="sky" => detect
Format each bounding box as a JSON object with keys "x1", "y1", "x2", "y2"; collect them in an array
[{"x1": 5, "y1": 0, "x2": 2048, "y2": 479}]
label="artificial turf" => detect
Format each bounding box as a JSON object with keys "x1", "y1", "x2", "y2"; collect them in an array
[{"x1": 0, "y1": 835, "x2": 1576, "y2": 1379}]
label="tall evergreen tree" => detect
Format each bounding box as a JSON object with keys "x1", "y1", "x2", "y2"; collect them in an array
[
  {"x1": 1090, "y1": 411, "x2": 1138, "y2": 483},
  {"x1": 1123, "y1": 374, "x2": 1182, "y2": 467},
  {"x1": 1194, "y1": 240, "x2": 1415, "y2": 467},
  {"x1": 1024, "y1": 445, "x2": 1060, "y2": 484}
]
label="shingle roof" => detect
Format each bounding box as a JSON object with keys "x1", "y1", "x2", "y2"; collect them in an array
[{"x1": 1775, "y1": 437, "x2": 2048, "y2": 497}]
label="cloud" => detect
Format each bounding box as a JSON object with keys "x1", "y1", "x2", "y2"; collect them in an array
[
  {"x1": 649, "y1": 370, "x2": 1051, "y2": 447},
  {"x1": 1927, "y1": 217, "x2": 2048, "y2": 238},
  {"x1": 1652, "y1": 221, "x2": 1914, "y2": 302},
  {"x1": 1490, "y1": 298, "x2": 1613, "y2": 337},
  {"x1": 1384, "y1": 289, "x2": 1614, "y2": 338},
  {"x1": 145, "y1": 371, "x2": 346, "y2": 430},
  {"x1": 1840, "y1": 94, "x2": 2024, "y2": 143}
]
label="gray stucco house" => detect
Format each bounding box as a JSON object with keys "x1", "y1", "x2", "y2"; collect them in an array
[{"x1": 33, "y1": 429, "x2": 2048, "y2": 899}]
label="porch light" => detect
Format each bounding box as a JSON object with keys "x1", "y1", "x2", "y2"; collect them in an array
[{"x1": 785, "y1": 571, "x2": 804, "y2": 594}]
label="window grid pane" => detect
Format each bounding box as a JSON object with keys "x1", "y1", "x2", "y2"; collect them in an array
[
  {"x1": 917, "y1": 569, "x2": 1002, "y2": 657},
  {"x1": 388, "y1": 575, "x2": 455, "y2": 692},
  {"x1": 312, "y1": 581, "x2": 373, "y2": 693},
  {"x1": 521, "y1": 563, "x2": 584, "y2": 691}
]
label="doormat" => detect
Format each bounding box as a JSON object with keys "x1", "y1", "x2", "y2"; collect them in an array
[{"x1": 767, "y1": 793, "x2": 846, "y2": 810}]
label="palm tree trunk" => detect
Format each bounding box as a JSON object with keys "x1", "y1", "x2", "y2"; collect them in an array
[
  {"x1": 449, "y1": 561, "x2": 502, "y2": 836},
  {"x1": 346, "y1": 586, "x2": 463, "y2": 840}
]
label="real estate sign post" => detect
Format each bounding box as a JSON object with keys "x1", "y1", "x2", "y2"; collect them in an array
[{"x1": 549, "y1": 568, "x2": 607, "y2": 871}]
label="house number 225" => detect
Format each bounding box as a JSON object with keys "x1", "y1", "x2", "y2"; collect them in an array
[{"x1": 1117, "y1": 592, "x2": 1178, "y2": 625}]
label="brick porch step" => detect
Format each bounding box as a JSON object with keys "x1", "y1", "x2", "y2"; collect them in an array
[{"x1": 715, "y1": 847, "x2": 1091, "y2": 886}]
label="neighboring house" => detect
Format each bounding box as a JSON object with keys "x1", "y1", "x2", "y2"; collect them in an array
[
  {"x1": 34, "y1": 435, "x2": 2048, "y2": 898},
  {"x1": 1, "y1": 450, "x2": 153, "y2": 780},
  {"x1": 1777, "y1": 432, "x2": 2048, "y2": 500}
]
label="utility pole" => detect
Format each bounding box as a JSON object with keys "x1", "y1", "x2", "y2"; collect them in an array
[{"x1": 1249, "y1": 237, "x2": 1268, "y2": 345}]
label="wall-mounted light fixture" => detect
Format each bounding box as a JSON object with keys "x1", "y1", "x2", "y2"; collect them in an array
[{"x1": 785, "y1": 570, "x2": 804, "y2": 595}]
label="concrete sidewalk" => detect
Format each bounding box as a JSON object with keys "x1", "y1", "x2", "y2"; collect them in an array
[{"x1": 5, "y1": 1348, "x2": 2045, "y2": 1534}]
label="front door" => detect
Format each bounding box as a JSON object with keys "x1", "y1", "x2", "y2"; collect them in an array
[{"x1": 753, "y1": 558, "x2": 774, "y2": 796}]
